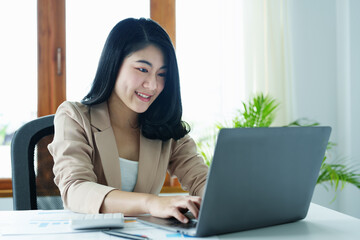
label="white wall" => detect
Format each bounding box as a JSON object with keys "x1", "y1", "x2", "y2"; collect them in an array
[
  {"x1": 288, "y1": 0, "x2": 360, "y2": 218},
  {"x1": 338, "y1": 0, "x2": 360, "y2": 218}
]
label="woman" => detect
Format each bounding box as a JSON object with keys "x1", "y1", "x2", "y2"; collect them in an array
[{"x1": 48, "y1": 18, "x2": 208, "y2": 223}]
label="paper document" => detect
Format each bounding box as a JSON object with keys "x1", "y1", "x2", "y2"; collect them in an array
[
  {"x1": 0, "y1": 210, "x2": 96, "y2": 235},
  {"x1": 122, "y1": 221, "x2": 219, "y2": 240},
  {"x1": 0, "y1": 210, "x2": 219, "y2": 239}
]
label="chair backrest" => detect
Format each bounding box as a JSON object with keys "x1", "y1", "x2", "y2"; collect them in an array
[{"x1": 11, "y1": 115, "x2": 63, "y2": 210}]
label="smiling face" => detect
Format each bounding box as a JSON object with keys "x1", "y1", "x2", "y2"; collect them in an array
[{"x1": 112, "y1": 44, "x2": 166, "y2": 114}]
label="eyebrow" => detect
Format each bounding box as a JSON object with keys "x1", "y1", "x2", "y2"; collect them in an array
[{"x1": 136, "y1": 60, "x2": 167, "y2": 69}]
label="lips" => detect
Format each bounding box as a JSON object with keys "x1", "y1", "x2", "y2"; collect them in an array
[{"x1": 135, "y1": 91, "x2": 152, "y2": 102}]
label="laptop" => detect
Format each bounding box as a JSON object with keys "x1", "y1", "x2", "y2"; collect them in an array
[{"x1": 137, "y1": 127, "x2": 331, "y2": 237}]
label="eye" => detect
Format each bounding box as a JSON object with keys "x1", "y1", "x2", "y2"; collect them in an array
[
  {"x1": 137, "y1": 68, "x2": 148, "y2": 73},
  {"x1": 158, "y1": 72, "x2": 166, "y2": 77}
]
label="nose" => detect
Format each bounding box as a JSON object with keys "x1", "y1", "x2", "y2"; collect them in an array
[{"x1": 143, "y1": 74, "x2": 157, "y2": 90}]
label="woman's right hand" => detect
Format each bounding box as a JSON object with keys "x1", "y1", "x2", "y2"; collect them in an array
[{"x1": 146, "y1": 195, "x2": 202, "y2": 223}]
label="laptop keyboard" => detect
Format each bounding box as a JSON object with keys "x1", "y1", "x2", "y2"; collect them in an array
[
  {"x1": 136, "y1": 211, "x2": 198, "y2": 230},
  {"x1": 164, "y1": 212, "x2": 198, "y2": 229},
  {"x1": 166, "y1": 217, "x2": 197, "y2": 229}
]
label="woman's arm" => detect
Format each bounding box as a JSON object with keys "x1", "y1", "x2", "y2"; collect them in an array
[
  {"x1": 168, "y1": 135, "x2": 209, "y2": 196},
  {"x1": 100, "y1": 190, "x2": 201, "y2": 223},
  {"x1": 49, "y1": 102, "x2": 116, "y2": 213},
  {"x1": 101, "y1": 134, "x2": 209, "y2": 223}
]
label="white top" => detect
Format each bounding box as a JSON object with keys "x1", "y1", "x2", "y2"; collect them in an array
[{"x1": 119, "y1": 157, "x2": 139, "y2": 192}]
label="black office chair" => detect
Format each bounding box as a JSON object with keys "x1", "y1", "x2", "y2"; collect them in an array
[{"x1": 11, "y1": 114, "x2": 63, "y2": 210}]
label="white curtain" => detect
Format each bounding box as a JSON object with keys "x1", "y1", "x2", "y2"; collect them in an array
[
  {"x1": 177, "y1": 0, "x2": 246, "y2": 138},
  {"x1": 178, "y1": 0, "x2": 292, "y2": 140},
  {"x1": 242, "y1": 0, "x2": 292, "y2": 126}
]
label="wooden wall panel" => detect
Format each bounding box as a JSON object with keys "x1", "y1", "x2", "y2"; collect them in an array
[
  {"x1": 150, "y1": 0, "x2": 176, "y2": 47},
  {"x1": 37, "y1": 0, "x2": 66, "y2": 117},
  {"x1": 150, "y1": 0, "x2": 184, "y2": 193}
]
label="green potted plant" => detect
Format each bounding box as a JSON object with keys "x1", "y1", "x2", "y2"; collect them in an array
[
  {"x1": 0, "y1": 125, "x2": 8, "y2": 145},
  {"x1": 197, "y1": 93, "x2": 360, "y2": 195}
]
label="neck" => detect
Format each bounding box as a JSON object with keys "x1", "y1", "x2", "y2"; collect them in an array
[{"x1": 107, "y1": 93, "x2": 138, "y2": 130}]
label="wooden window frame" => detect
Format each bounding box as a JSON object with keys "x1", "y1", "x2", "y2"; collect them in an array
[
  {"x1": 0, "y1": 179, "x2": 12, "y2": 198},
  {"x1": 0, "y1": 0, "x2": 183, "y2": 198},
  {"x1": 37, "y1": 0, "x2": 66, "y2": 117}
]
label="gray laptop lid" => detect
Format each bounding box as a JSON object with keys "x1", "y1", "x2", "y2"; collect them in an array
[{"x1": 138, "y1": 127, "x2": 331, "y2": 237}]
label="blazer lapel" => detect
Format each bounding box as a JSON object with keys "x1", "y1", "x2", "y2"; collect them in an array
[
  {"x1": 90, "y1": 102, "x2": 122, "y2": 189},
  {"x1": 134, "y1": 134, "x2": 162, "y2": 193}
]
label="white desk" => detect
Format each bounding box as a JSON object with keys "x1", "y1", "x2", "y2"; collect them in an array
[{"x1": 0, "y1": 203, "x2": 359, "y2": 240}]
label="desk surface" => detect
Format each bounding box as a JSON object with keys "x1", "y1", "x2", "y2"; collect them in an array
[{"x1": 1, "y1": 203, "x2": 359, "y2": 240}]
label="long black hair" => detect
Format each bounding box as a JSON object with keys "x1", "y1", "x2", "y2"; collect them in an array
[{"x1": 82, "y1": 18, "x2": 190, "y2": 141}]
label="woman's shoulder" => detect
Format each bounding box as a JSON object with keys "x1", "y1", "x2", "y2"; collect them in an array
[
  {"x1": 168, "y1": 134, "x2": 197, "y2": 152},
  {"x1": 57, "y1": 101, "x2": 88, "y2": 112},
  {"x1": 55, "y1": 101, "x2": 91, "y2": 123}
]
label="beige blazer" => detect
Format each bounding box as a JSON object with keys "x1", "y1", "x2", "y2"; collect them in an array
[{"x1": 48, "y1": 101, "x2": 208, "y2": 213}]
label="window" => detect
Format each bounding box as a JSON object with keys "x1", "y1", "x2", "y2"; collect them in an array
[
  {"x1": 3, "y1": 0, "x2": 248, "y2": 197},
  {"x1": 66, "y1": 0, "x2": 150, "y2": 102},
  {"x1": 0, "y1": 0, "x2": 37, "y2": 180},
  {"x1": 0, "y1": 0, "x2": 178, "y2": 197}
]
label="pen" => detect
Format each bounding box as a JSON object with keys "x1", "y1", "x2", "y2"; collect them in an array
[{"x1": 103, "y1": 230, "x2": 150, "y2": 240}]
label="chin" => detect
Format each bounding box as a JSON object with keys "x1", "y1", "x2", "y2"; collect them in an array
[{"x1": 133, "y1": 107, "x2": 149, "y2": 114}]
